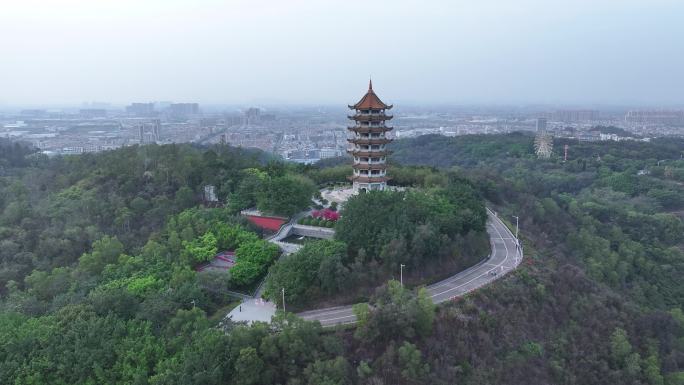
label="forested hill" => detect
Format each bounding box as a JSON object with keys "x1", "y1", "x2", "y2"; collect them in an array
[
  {"x1": 1, "y1": 136, "x2": 683, "y2": 384},
  {"x1": 392, "y1": 134, "x2": 684, "y2": 307},
  {"x1": 0, "y1": 142, "x2": 308, "y2": 296},
  {"x1": 387, "y1": 134, "x2": 684, "y2": 383},
  {"x1": 390, "y1": 133, "x2": 684, "y2": 168},
  {"x1": 0, "y1": 138, "x2": 37, "y2": 168}
]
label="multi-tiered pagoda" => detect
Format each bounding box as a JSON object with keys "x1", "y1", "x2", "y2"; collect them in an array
[{"x1": 347, "y1": 81, "x2": 393, "y2": 192}]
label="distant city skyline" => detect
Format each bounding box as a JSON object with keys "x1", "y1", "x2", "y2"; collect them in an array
[{"x1": 2, "y1": 0, "x2": 683, "y2": 106}]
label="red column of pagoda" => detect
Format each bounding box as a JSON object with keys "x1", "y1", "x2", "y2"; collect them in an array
[{"x1": 347, "y1": 80, "x2": 393, "y2": 192}]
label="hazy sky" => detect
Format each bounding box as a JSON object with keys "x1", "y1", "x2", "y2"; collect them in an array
[{"x1": 1, "y1": 0, "x2": 683, "y2": 106}]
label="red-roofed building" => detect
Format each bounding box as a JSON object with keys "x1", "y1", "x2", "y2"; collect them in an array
[{"x1": 245, "y1": 215, "x2": 287, "y2": 232}]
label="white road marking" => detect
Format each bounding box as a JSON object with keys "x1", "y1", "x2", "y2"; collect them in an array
[
  {"x1": 430, "y1": 222, "x2": 510, "y2": 299},
  {"x1": 318, "y1": 313, "x2": 356, "y2": 322},
  {"x1": 300, "y1": 308, "x2": 355, "y2": 317}
]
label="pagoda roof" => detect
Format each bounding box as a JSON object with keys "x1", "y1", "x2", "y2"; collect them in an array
[{"x1": 349, "y1": 80, "x2": 392, "y2": 110}]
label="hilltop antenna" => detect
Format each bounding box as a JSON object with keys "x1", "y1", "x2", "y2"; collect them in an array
[{"x1": 564, "y1": 144, "x2": 569, "y2": 162}]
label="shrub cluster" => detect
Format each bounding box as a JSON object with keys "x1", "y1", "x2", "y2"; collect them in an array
[
  {"x1": 298, "y1": 216, "x2": 336, "y2": 228},
  {"x1": 183, "y1": 222, "x2": 280, "y2": 288},
  {"x1": 230, "y1": 240, "x2": 280, "y2": 287}
]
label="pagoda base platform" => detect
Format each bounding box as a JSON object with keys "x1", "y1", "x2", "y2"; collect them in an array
[{"x1": 352, "y1": 180, "x2": 387, "y2": 193}]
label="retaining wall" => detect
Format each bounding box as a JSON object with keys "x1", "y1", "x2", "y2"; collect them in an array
[{"x1": 291, "y1": 224, "x2": 335, "y2": 239}]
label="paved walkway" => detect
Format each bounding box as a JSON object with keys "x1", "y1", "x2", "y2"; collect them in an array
[
  {"x1": 321, "y1": 187, "x2": 356, "y2": 205},
  {"x1": 227, "y1": 297, "x2": 277, "y2": 323}
]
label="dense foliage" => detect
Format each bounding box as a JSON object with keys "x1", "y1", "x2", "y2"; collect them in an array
[
  {"x1": 166, "y1": 208, "x2": 281, "y2": 289},
  {"x1": 0, "y1": 142, "x2": 317, "y2": 384},
  {"x1": 264, "y1": 240, "x2": 350, "y2": 308},
  {"x1": 354, "y1": 280, "x2": 436, "y2": 344},
  {"x1": 337, "y1": 177, "x2": 486, "y2": 262},
  {"x1": 229, "y1": 166, "x2": 317, "y2": 216},
  {"x1": 2, "y1": 143, "x2": 250, "y2": 295},
  {"x1": 0, "y1": 143, "x2": 313, "y2": 297},
  {"x1": 0, "y1": 309, "x2": 352, "y2": 385}
]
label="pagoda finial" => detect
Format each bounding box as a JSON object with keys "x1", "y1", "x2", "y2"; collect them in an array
[{"x1": 368, "y1": 78, "x2": 373, "y2": 91}]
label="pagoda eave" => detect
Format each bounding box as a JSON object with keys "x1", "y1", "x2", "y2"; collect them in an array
[
  {"x1": 347, "y1": 175, "x2": 391, "y2": 183},
  {"x1": 347, "y1": 138, "x2": 392, "y2": 145},
  {"x1": 347, "y1": 126, "x2": 394, "y2": 133},
  {"x1": 347, "y1": 104, "x2": 393, "y2": 111},
  {"x1": 352, "y1": 163, "x2": 387, "y2": 170},
  {"x1": 347, "y1": 150, "x2": 392, "y2": 157}
]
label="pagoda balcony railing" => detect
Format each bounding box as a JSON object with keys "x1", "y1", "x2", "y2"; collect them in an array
[
  {"x1": 347, "y1": 126, "x2": 394, "y2": 133},
  {"x1": 347, "y1": 138, "x2": 392, "y2": 145},
  {"x1": 348, "y1": 175, "x2": 391, "y2": 183},
  {"x1": 350, "y1": 145, "x2": 386, "y2": 151},
  {"x1": 347, "y1": 150, "x2": 391, "y2": 157},
  {"x1": 352, "y1": 163, "x2": 387, "y2": 170},
  {"x1": 348, "y1": 114, "x2": 393, "y2": 122},
  {"x1": 354, "y1": 161, "x2": 386, "y2": 165}
]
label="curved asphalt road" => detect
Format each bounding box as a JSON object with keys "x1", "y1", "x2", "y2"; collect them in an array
[{"x1": 297, "y1": 208, "x2": 522, "y2": 327}]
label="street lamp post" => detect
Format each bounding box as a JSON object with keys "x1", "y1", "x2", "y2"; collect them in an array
[
  {"x1": 400, "y1": 264, "x2": 405, "y2": 287},
  {"x1": 512, "y1": 215, "x2": 519, "y2": 241},
  {"x1": 281, "y1": 288, "x2": 286, "y2": 312}
]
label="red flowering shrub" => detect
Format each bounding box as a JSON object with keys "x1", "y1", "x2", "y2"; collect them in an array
[
  {"x1": 322, "y1": 209, "x2": 340, "y2": 221},
  {"x1": 304, "y1": 209, "x2": 339, "y2": 225}
]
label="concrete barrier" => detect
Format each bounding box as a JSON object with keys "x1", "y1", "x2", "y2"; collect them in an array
[{"x1": 291, "y1": 224, "x2": 335, "y2": 239}]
